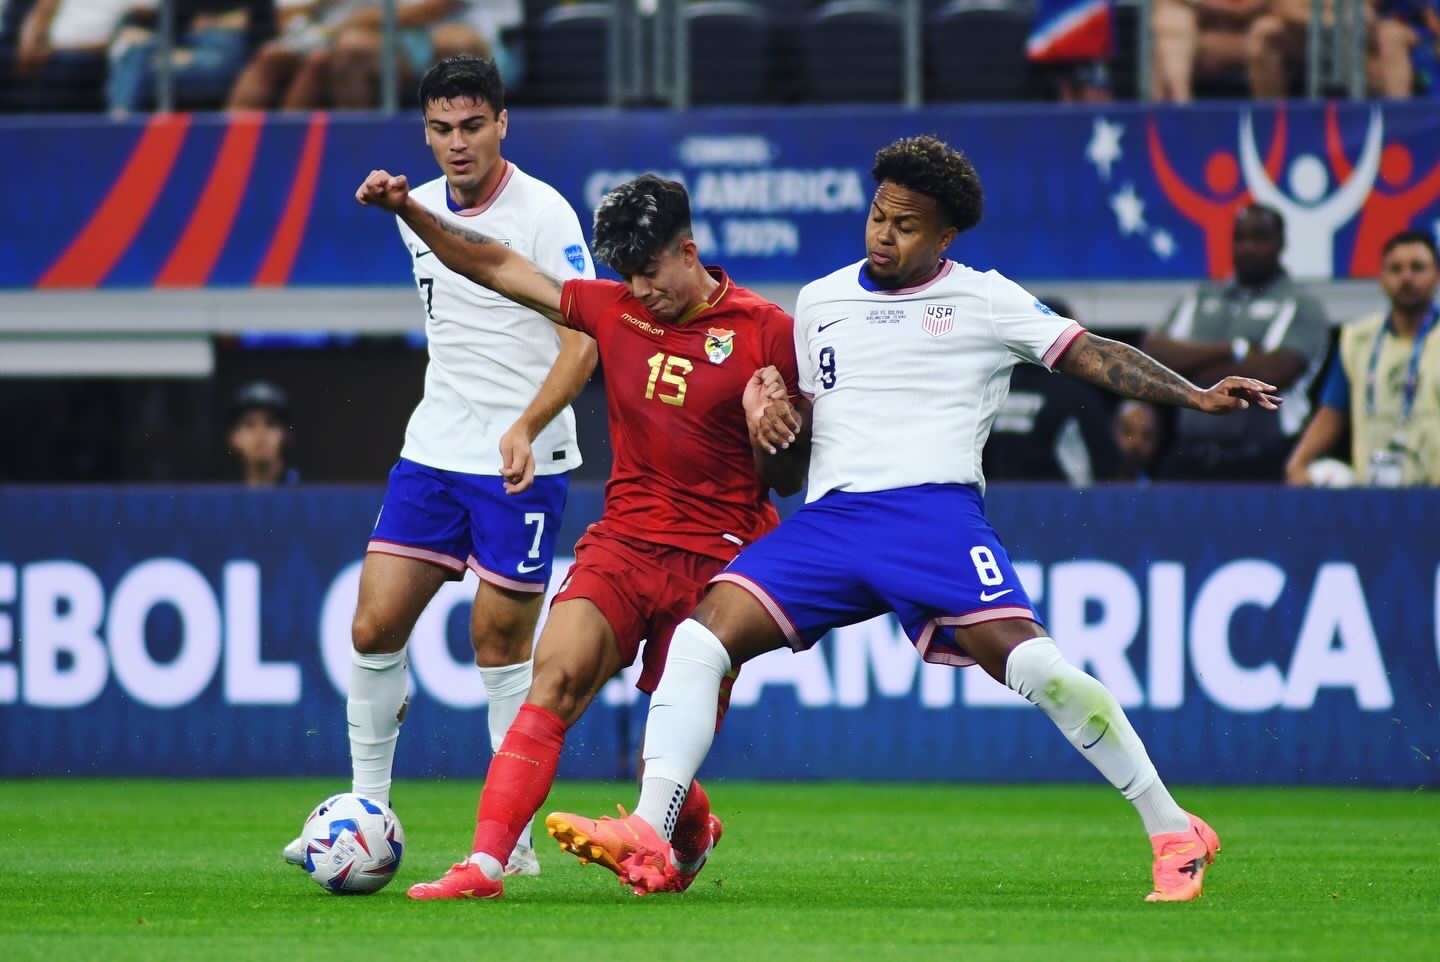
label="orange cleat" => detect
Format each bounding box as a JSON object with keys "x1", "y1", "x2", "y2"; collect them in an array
[
  {"x1": 406, "y1": 861, "x2": 503, "y2": 901},
  {"x1": 1145, "y1": 812, "x2": 1221, "y2": 902},
  {"x1": 546, "y1": 805, "x2": 677, "y2": 894}
]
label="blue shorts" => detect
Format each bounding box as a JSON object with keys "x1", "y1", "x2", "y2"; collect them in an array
[
  {"x1": 368, "y1": 458, "x2": 568, "y2": 593},
  {"x1": 714, "y1": 484, "x2": 1038, "y2": 666}
]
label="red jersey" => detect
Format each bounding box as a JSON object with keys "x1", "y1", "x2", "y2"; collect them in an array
[{"x1": 561, "y1": 268, "x2": 798, "y2": 560}]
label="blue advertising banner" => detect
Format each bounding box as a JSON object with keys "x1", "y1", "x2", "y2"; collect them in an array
[
  {"x1": 5, "y1": 101, "x2": 1440, "y2": 289},
  {"x1": 2, "y1": 485, "x2": 1436, "y2": 786}
]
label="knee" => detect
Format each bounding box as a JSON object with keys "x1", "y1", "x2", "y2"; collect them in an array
[
  {"x1": 471, "y1": 612, "x2": 536, "y2": 668},
  {"x1": 351, "y1": 610, "x2": 400, "y2": 656},
  {"x1": 1151, "y1": 0, "x2": 1197, "y2": 40},
  {"x1": 430, "y1": 23, "x2": 488, "y2": 60},
  {"x1": 1374, "y1": 19, "x2": 1413, "y2": 56},
  {"x1": 1247, "y1": 16, "x2": 1286, "y2": 55},
  {"x1": 525, "y1": 661, "x2": 589, "y2": 720}
]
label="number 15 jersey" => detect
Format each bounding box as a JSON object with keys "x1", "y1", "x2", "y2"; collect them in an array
[{"x1": 561, "y1": 269, "x2": 798, "y2": 561}]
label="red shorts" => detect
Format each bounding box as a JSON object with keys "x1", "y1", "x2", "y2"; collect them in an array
[{"x1": 553, "y1": 525, "x2": 737, "y2": 715}]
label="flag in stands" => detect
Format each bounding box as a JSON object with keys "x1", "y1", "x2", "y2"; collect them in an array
[{"x1": 1026, "y1": 0, "x2": 1112, "y2": 62}]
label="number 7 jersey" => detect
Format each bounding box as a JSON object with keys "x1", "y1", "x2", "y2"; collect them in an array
[
  {"x1": 795, "y1": 259, "x2": 1085, "y2": 500},
  {"x1": 561, "y1": 269, "x2": 799, "y2": 560}
]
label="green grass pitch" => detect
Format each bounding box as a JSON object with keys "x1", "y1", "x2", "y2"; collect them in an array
[{"x1": 2, "y1": 780, "x2": 1436, "y2": 962}]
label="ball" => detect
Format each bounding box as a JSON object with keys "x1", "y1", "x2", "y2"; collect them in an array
[{"x1": 298, "y1": 793, "x2": 405, "y2": 894}]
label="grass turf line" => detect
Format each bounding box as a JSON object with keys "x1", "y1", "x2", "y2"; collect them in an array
[{"x1": 1, "y1": 780, "x2": 1435, "y2": 962}]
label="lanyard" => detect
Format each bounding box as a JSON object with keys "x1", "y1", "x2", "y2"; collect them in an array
[{"x1": 1364, "y1": 303, "x2": 1438, "y2": 422}]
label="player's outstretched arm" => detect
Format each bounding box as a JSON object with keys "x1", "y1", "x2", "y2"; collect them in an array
[
  {"x1": 744, "y1": 365, "x2": 810, "y2": 496},
  {"x1": 1056, "y1": 332, "x2": 1282, "y2": 414},
  {"x1": 355, "y1": 169, "x2": 567, "y2": 325}
]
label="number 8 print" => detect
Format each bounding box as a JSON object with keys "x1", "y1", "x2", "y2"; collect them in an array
[{"x1": 969, "y1": 545, "x2": 1004, "y2": 586}]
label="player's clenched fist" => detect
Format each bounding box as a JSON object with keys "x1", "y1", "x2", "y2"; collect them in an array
[{"x1": 355, "y1": 170, "x2": 410, "y2": 211}]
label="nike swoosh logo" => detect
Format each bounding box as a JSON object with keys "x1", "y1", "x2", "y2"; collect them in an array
[
  {"x1": 416, "y1": 248, "x2": 433, "y2": 259},
  {"x1": 517, "y1": 561, "x2": 544, "y2": 574},
  {"x1": 816, "y1": 317, "x2": 847, "y2": 332},
  {"x1": 1159, "y1": 842, "x2": 1197, "y2": 860},
  {"x1": 978, "y1": 588, "x2": 1014, "y2": 602},
  {"x1": 1081, "y1": 721, "x2": 1110, "y2": 750}
]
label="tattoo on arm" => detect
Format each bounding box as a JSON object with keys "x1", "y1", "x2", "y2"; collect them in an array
[
  {"x1": 411, "y1": 204, "x2": 568, "y2": 322},
  {"x1": 1058, "y1": 332, "x2": 1198, "y2": 407}
]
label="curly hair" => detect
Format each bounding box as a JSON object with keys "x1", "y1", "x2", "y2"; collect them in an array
[
  {"x1": 592, "y1": 174, "x2": 692, "y2": 274},
  {"x1": 871, "y1": 135, "x2": 983, "y2": 233},
  {"x1": 418, "y1": 56, "x2": 504, "y2": 114}
]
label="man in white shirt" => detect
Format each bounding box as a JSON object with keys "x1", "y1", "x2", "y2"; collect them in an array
[
  {"x1": 550, "y1": 136, "x2": 1281, "y2": 904},
  {"x1": 284, "y1": 55, "x2": 595, "y2": 877}
]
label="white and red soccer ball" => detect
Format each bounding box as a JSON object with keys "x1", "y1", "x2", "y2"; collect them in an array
[{"x1": 299, "y1": 793, "x2": 405, "y2": 894}]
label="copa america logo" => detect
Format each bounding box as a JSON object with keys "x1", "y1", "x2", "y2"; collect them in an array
[{"x1": 1084, "y1": 105, "x2": 1438, "y2": 280}]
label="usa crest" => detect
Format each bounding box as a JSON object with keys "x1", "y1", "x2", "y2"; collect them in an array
[
  {"x1": 704, "y1": 327, "x2": 735, "y2": 365},
  {"x1": 922, "y1": 304, "x2": 954, "y2": 337}
]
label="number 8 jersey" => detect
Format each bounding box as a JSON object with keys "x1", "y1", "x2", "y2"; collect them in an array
[
  {"x1": 795, "y1": 259, "x2": 1085, "y2": 501},
  {"x1": 561, "y1": 269, "x2": 799, "y2": 560}
]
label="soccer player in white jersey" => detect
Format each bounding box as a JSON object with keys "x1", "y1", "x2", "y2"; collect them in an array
[
  {"x1": 549, "y1": 135, "x2": 1282, "y2": 902},
  {"x1": 283, "y1": 56, "x2": 596, "y2": 876}
]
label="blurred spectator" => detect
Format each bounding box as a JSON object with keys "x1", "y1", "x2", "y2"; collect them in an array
[
  {"x1": 1371, "y1": 0, "x2": 1440, "y2": 97},
  {"x1": 327, "y1": 0, "x2": 520, "y2": 109},
  {"x1": 983, "y1": 297, "x2": 1117, "y2": 487},
  {"x1": 1151, "y1": 0, "x2": 1267, "y2": 102},
  {"x1": 1143, "y1": 204, "x2": 1330, "y2": 480},
  {"x1": 1109, "y1": 400, "x2": 1163, "y2": 482},
  {"x1": 1286, "y1": 229, "x2": 1440, "y2": 487},
  {"x1": 107, "y1": 0, "x2": 276, "y2": 115},
  {"x1": 226, "y1": 0, "x2": 367, "y2": 109},
  {"x1": 228, "y1": 380, "x2": 300, "y2": 486},
  {"x1": 4, "y1": 0, "x2": 132, "y2": 111},
  {"x1": 1248, "y1": 0, "x2": 1421, "y2": 98}
]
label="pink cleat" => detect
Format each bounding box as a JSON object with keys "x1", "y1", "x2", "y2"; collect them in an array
[
  {"x1": 1145, "y1": 812, "x2": 1221, "y2": 902},
  {"x1": 406, "y1": 861, "x2": 503, "y2": 901}
]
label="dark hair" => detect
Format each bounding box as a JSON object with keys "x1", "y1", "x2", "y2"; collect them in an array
[
  {"x1": 230, "y1": 381, "x2": 290, "y2": 428},
  {"x1": 1237, "y1": 203, "x2": 1285, "y2": 242},
  {"x1": 591, "y1": 174, "x2": 693, "y2": 274},
  {"x1": 418, "y1": 56, "x2": 505, "y2": 114},
  {"x1": 871, "y1": 135, "x2": 983, "y2": 233},
  {"x1": 1381, "y1": 229, "x2": 1439, "y2": 265}
]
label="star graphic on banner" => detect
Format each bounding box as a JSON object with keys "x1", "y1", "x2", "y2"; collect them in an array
[
  {"x1": 1151, "y1": 229, "x2": 1177, "y2": 260},
  {"x1": 1110, "y1": 184, "x2": 1147, "y2": 235},
  {"x1": 1086, "y1": 117, "x2": 1125, "y2": 181}
]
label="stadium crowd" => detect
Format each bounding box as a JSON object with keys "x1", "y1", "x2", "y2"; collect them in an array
[{"x1": 4, "y1": 0, "x2": 1437, "y2": 114}]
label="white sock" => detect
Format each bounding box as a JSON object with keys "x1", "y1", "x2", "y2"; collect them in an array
[
  {"x1": 465, "y1": 852, "x2": 505, "y2": 880},
  {"x1": 479, "y1": 659, "x2": 534, "y2": 849},
  {"x1": 634, "y1": 619, "x2": 731, "y2": 841},
  {"x1": 1005, "y1": 637, "x2": 1188, "y2": 836},
  {"x1": 348, "y1": 648, "x2": 408, "y2": 804}
]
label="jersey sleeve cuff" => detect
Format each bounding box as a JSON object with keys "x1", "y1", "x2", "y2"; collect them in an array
[{"x1": 1041, "y1": 322, "x2": 1087, "y2": 368}]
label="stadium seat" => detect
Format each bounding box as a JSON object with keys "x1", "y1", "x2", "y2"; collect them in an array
[
  {"x1": 800, "y1": 0, "x2": 904, "y2": 103},
  {"x1": 686, "y1": 2, "x2": 774, "y2": 104},
  {"x1": 518, "y1": 2, "x2": 614, "y2": 105},
  {"x1": 925, "y1": 1, "x2": 1031, "y2": 103}
]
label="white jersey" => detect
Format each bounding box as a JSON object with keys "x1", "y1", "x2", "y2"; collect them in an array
[
  {"x1": 794, "y1": 259, "x2": 1083, "y2": 500},
  {"x1": 397, "y1": 163, "x2": 594, "y2": 475}
]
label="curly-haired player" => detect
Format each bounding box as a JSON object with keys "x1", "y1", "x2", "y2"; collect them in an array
[
  {"x1": 551, "y1": 135, "x2": 1284, "y2": 903},
  {"x1": 356, "y1": 167, "x2": 798, "y2": 901}
]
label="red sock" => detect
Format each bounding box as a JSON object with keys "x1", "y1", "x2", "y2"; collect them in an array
[
  {"x1": 670, "y1": 779, "x2": 711, "y2": 863},
  {"x1": 472, "y1": 703, "x2": 566, "y2": 862}
]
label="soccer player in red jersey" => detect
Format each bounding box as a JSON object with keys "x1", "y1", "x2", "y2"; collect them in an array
[{"x1": 355, "y1": 169, "x2": 799, "y2": 900}]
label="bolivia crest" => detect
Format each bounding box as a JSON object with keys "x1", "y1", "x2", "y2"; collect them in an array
[{"x1": 704, "y1": 327, "x2": 735, "y2": 365}]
